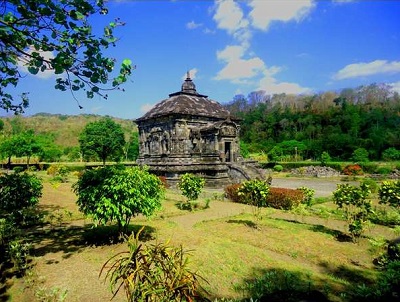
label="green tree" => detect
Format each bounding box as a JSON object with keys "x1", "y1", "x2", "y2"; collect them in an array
[
  {"x1": 13, "y1": 130, "x2": 43, "y2": 166},
  {"x1": 73, "y1": 166, "x2": 164, "y2": 233},
  {"x1": 79, "y1": 117, "x2": 125, "y2": 165},
  {"x1": 124, "y1": 131, "x2": 139, "y2": 161},
  {"x1": 1, "y1": 0, "x2": 132, "y2": 114}
]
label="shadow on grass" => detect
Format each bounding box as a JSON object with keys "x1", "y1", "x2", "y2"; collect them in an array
[
  {"x1": 319, "y1": 261, "x2": 376, "y2": 287},
  {"x1": 310, "y1": 224, "x2": 353, "y2": 242},
  {"x1": 270, "y1": 217, "x2": 353, "y2": 243},
  {"x1": 226, "y1": 219, "x2": 258, "y2": 229},
  {"x1": 228, "y1": 267, "x2": 329, "y2": 302},
  {"x1": 26, "y1": 223, "x2": 156, "y2": 260}
]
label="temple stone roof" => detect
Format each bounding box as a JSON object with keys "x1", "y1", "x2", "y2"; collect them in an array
[{"x1": 136, "y1": 74, "x2": 231, "y2": 121}]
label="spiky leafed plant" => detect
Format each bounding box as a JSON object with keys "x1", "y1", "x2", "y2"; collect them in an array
[{"x1": 100, "y1": 227, "x2": 209, "y2": 302}]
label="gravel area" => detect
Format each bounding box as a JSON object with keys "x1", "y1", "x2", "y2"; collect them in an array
[{"x1": 271, "y1": 177, "x2": 359, "y2": 198}]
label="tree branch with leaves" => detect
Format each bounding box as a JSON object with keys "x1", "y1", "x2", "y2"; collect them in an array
[{"x1": 0, "y1": 0, "x2": 133, "y2": 113}]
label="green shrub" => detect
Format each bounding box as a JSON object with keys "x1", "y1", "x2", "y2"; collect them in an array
[
  {"x1": 13, "y1": 166, "x2": 24, "y2": 173},
  {"x1": 237, "y1": 179, "x2": 270, "y2": 208},
  {"x1": 368, "y1": 208, "x2": 400, "y2": 227},
  {"x1": 375, "y1": 167, "x2": 392, "y2": 175},
  {"x1": 100, "y1": 228, "x2": 207, "y2": 302},
  {"x1": 351, "y1": 148, "x2": 369, "y2": 163},
  {"x1": 47, "y1": 164, "x2": 70, "y2": 182},
  {"x1": 382, "y1": 147, "x2": 400, "y2": 161},
  {"x1": 0, "y1": 172, "x2": 43, "y2": 225},
  {"x1": 297, "y1": 186, "x2": 315, "y2": 206},
  {"x1": 333, "y1": 183, "x2": 372, "y2": 241},
  {"x1": 266, "y1": 187, "x2": 304, "y2": 210},
  {"x1": 351, "y1": 260, "x2": 400, "y2": 301},
  {"x1": 320, "y1": 151, "x2": 331, "y2": 166},
  {"x1": 359, "y1": 162, "x2": 379, "y2": 174},
  {"x1": 74, "y1": 166, "x2": 164, "y2": 233},
  {"x1": 361, "y1": 178, "x2": 379, "y2": 194},
  {"x1": 326, "y1": 162, "x2": 343, "y2": 171},
  {"x1": 379, "y1": 180, "x2": 400, "y2": 209},
  {"x1": 8, "y1": 239, "x2": 32, "y2": 273},
  {"x1": 178, "y1": 173, "x2": 205, "y2": 202},
  {"x1": 273, "y1": 164, "x2": 283, "y2": 172}
]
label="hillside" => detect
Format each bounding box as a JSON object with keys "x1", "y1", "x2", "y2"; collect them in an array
[{"x1": 0, "y1": 113, "x2": 138, "y2": 148}]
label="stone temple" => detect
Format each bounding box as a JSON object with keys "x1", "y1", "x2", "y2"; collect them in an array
[{"x1": 135, "y1": 73, "x2": 264, "y2": 187}]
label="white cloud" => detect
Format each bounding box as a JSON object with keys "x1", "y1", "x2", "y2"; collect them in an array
[
  {"x1": 140, "y1": 103, "x2": 155, "y2": 113},
  {"x1": 215, "y1": 44, "x2": 265, "y2": 82},
  {"x1": 181, "y1": 68, "x2": 198, "y2": 80},
  {"x1": 249, "y1": 0, "x2": 314, "y2": 31},
  {"x1": 186, "y1": 20, "x2": 202, "y2": 29},
  {"x1": 333, "y1": 60, "x2": 400, "y2": 80},
  {"x1": 258, "y1": 68, "x2": 311, "y2": 95},
  {"x1": 213, "y1": 0, "x2": 248, "y2": 34},
  {"x1": 18, "y1": 47, "x2": 55, "y2": 79},
  {"x1": 390, "y1": 81, "x2": 400, "y2": 93}
]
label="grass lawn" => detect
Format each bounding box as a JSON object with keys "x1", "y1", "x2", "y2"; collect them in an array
[{"x1": 3, "y1": 172, "x2": 398, "y2": 302}]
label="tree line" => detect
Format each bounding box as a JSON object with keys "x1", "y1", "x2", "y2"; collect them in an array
[
  {"x1": 0, "y1": 117, "x2": 139, "y2": 165},
  {"x1": 224, "y1": 83, "x2": 400, "y2": 161}
]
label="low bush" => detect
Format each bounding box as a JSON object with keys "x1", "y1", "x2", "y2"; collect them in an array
[
  {"x1": 273, "y1": 164, "x2": 283, "y2": 172},
  {"x1": 224, "y1": 183, "x2": 243, "y2": 203},
  {"x1": 361, "y1": 178, "x2": 379, "y2": 194},
  {"x1": 375, "y1": 167, "x2": 392, "y2": 175},
  {"x1": 225, "y1": 184, "x2": 304, "y2": 210},
  {"x1": 343, "y1": 164, "x2": 364, "y2": 176},
  {"x1": 297, "y1": 186, "x2": 315, "y2": 206},
  {"x1": 359, "y1": 162, "x2": 379, "y2": 174},
  {"x1": 266, "y1": 187, "x2": 304, "y2": 210},
  {"x1": 158, "y1": 176, "x2": 169, "y2": 189},
  {"x1": 100, "y1": 228, "x2": 208, "y2": 302},
  {"x1": 368, "y1": 208, "x2": 400, "y2": 227},
  {"x1": 351, "y1": 260, "x2": 400, "y2": 301}
]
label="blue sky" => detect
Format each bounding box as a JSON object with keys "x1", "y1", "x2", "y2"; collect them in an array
[{"x1": 5, "y1": 0, "x2": 400, "y2": 119}]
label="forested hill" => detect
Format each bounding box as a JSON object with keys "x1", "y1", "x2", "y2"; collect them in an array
[
  {"x1": 0, "y1": 113, "x2": 136, "y2": 149},
  {"x1": 224, "y1": 83, "x2": 400, "y2": 161}
]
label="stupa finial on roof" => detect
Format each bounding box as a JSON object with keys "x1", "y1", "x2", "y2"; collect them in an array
[{"x1": 181, "y1": 71, "x2": 197, "y2": 94}]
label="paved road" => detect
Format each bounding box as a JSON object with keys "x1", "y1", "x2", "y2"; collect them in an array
[{"x1": 271, "y1": 177, "x2": 358, "y2": 197}]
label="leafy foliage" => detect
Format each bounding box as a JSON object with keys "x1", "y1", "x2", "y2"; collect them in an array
[
  {"x1": 73, "y1": 166, "x2": 164, "y2": 232},
  {"x1": 79, "y1": 117, "x2": 125, "y2": 165},
  {"x1": 320, "y1": 151, "x2": 331, "y2": 166},
  {"x1": 382, "y1": 147, "x2": 400, "y2": 161},
  {"x1": 379, "y1": 180, "x2": 400, "y2": 209},
  {"x1": 100, "y1": 227, "x2": 208, "y2": 302},
  {"x1": 237, "y1": 179, "x2": 270, "y2": 208},
  {"x1": 0, "y1": 172, "x2": 43, "y2": 224},
  {"x1": 1, "y1": 0, "x2": 133, "y2": 113},
  {"x1": 297, "y1": 186, "x2": 315, "y2": 206},
  {"x1": 333, "y1": 183, "x2": 372, "y2": 241},
  {"x1": 352, "y1": 148, "x2": 369, "y2": 163},
  {"x1": 178, "y1": 173, "x2": 205, "y2": 202}
]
